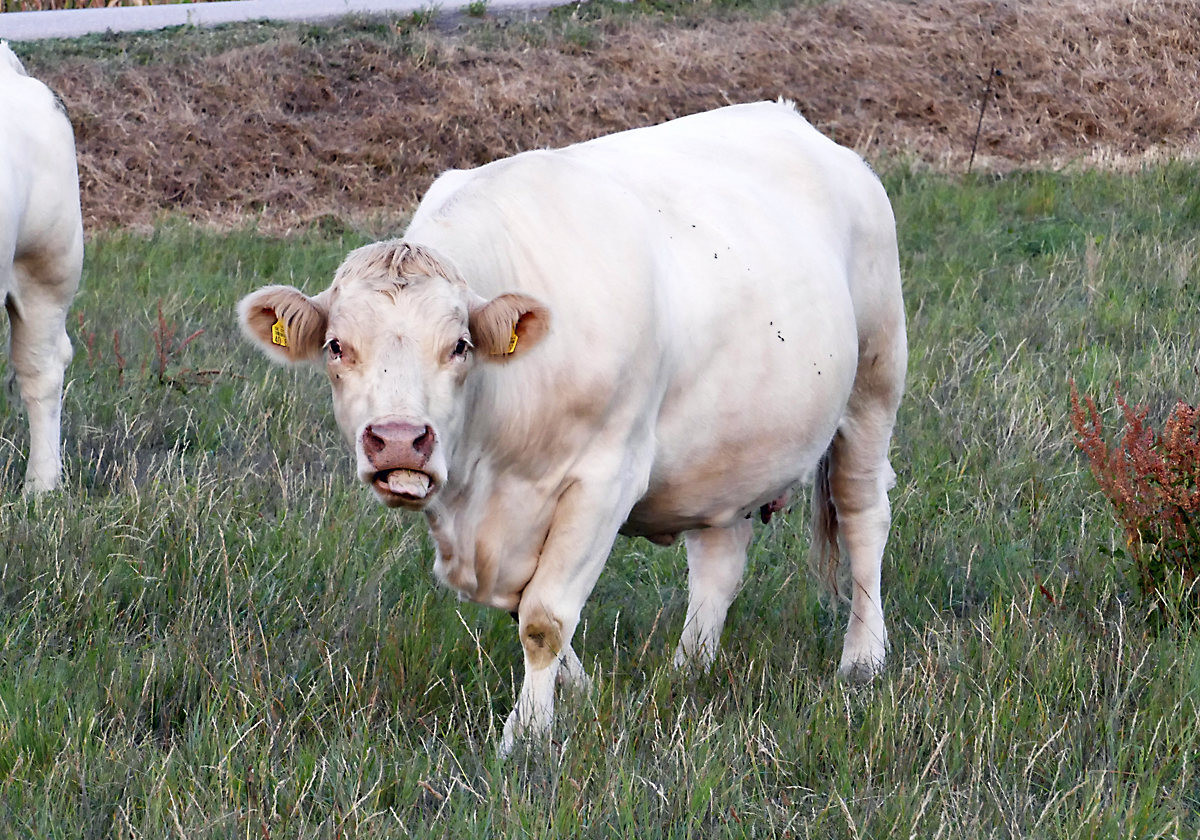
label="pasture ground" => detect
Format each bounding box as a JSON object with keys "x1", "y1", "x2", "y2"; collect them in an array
[{"x1": 1, "y1": 0, "x2": 1199, "y2": 836}]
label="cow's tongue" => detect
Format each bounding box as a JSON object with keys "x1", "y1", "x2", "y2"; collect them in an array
[{"x1": 384, "y1": 468, "x2": 431, "y2": 498}]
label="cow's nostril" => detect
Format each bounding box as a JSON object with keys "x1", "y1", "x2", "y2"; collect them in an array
[
  {"x1": 363, "y1": 426, "x2": 387, "y2": 457},
  {"x1": 412, "y1": 425, "x2": 435, "y2": 458}
]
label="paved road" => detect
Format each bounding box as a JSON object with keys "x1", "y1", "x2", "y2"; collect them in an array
[{"x1": 0, "y1": 0, "x2": 556, "y2": 41}]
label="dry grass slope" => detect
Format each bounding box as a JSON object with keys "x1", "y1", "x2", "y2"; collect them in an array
[{"x1": 16, "y1": 0, "x2": 1200, "y2": 232}]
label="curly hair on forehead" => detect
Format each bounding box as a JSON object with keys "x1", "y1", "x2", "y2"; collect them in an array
[{"x1": 333, "y1": 240, "x2": 468, "y2": 296}]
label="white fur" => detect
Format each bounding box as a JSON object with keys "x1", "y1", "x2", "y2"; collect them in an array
[
  {"x1": 1, "y1": 42, "x2": 30, "y2": 76},
  {"x1": 0, "y1": 43, "x2": 82, "y2": 492}
]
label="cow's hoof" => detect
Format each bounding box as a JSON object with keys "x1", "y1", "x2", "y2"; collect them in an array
[
  {"x1": 838, "y1": 656, "x2": 884, "y2": 685},
  {"x1": 672, "y1": 644, "x2": 718, "y2": 672},
  {"x1": 23, "y1": 473, "x2": 59, "y2": 494},
  {"x1": 499, "y1": 712, "x2": 552, "y2": 760},
  {"x1": 498, "y1": 728, "x2": 516, "y2": 760}
]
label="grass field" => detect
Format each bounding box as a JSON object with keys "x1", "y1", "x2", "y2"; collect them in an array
[{"x1": 1, "y1": 160, "x2": 1199, "y2": 834}]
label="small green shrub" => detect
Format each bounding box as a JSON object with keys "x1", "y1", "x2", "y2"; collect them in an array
[
  {"x1": 465, "y1": 0, "x2": 488, "y2": 17},
  {"x1": 400, "y1": 7, "x2": 436, "y2": 30},
  {"x1": 1070, "y1": 383, "x2": 1200, "y2": 622}
]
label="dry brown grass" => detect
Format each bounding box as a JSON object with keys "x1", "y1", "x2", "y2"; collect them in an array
[{"x1": 22, "y1": 0, "x2": 1200, "y2": 231}]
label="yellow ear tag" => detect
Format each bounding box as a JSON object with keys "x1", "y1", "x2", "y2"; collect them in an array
[
  {"x1": 271, "y1": 318, "x2": 288, "y2": 348},
  {"x1": 506, "y1": 327, "x2": 519, "y2": 355}
]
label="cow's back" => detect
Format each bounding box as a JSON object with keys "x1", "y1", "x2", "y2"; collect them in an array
[
  {"x1": 406, "y1": 101, "x2": 903, "y2": 532},
  {"x1": 574, "y1": 102, "x2": 902, "y2": 530}
]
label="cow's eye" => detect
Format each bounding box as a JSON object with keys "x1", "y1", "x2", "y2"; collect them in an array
[
  {"x1": 452, "y1": 337, "x2": 471, "y2": 358},
  {"x1": 326, "y1": 338, "x2": 342, "y2": 360}
]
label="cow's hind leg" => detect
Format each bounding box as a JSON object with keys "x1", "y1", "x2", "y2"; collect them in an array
[
  {"x1": 815, "y1": 393, "x2": 900, "y2": 681},
  {"x1": 7, "y1": 253, "x2": 78, "y2": 493},
  {"x1": 673, "y1": 518, "x2": 752, "y2": 668},
  {"x1": 829, "y1": 420, "x2": 893, "y2": 680}
]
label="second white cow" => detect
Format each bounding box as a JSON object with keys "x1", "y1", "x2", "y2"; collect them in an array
[
  {"x1": 0, "y1": 42, "x2": 82, "y2": 492},
  {"x1": 239, "y1": 101, "x2": 907, "y2": 754}
]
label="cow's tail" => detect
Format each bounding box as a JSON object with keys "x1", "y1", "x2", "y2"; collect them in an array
[
  {"x1": 1, "y1": 42, "x2": 29, "y2": 76},
  {"x1": 808, "y1": 444, "x2": 846, "y2": 603}
]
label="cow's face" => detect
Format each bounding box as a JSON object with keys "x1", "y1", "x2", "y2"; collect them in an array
[{"x1": 238, "y1": 242, "x2": 549, "y2": 510}]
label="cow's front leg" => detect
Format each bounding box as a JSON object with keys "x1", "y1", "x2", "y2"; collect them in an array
[
  {"x1": 502, "y1": 644, "x2": 560, "y2": 753},
  {"x1": 500, "y1": 467, "x2": 645, "y2": 757},
  {"x1": 673, "y1": 518, "x2": 752, "y2": 668}
]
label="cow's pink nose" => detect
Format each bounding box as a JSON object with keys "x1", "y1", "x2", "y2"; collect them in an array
[{"x1": 362, "y1": 420, "x2": 435, "y2": 469}]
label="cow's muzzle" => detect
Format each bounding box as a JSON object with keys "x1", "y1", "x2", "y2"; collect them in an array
[{"x1": 361, "y1": 418, "x2": 438, "y2": 508}]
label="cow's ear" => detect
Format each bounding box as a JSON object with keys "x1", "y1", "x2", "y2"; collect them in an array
[
  {"x1": 238, "y1": 285, "x2": 329, "y2": 364},
  {"x1": 469, "y1": 293, "x2": 550, "y2": 362}
]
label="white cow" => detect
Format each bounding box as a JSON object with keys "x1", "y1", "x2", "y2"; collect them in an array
[
  {"x1": 239, "y1": 101, "x2": 906, "y2": 754},
  {"x1": 0, "y1": 42, "x2": 82, "y2": 492}
]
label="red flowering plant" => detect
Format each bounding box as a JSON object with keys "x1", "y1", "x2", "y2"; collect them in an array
[{"x1": 1070, "y1": 382, "x2": 1200, "y2": 622}]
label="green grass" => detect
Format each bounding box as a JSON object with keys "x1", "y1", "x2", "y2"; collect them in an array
[{"x1": 0, "y1": 164, "x2": 1198, "y2": 836}]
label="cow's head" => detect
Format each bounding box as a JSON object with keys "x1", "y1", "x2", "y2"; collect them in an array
[{"x1": 238, "y1": 241, "x2": 550, "y2": 510}]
